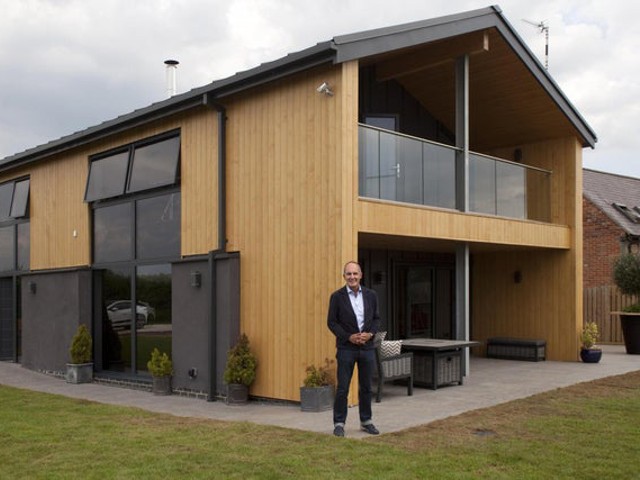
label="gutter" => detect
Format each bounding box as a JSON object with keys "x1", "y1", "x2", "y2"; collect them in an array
[{"x1": 204, "y1": 94, "x2": 227, "y2": 401}]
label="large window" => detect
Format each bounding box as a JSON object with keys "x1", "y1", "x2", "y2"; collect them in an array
[
  {"x1": 0, "y1": 178, "x2": 30, "y2": 273},
  {"x1": 88, "y1": 133, "x2": 180, "y2": 375},
  {"x1": 85, "y1": 132, "x2": 180, "y2": 202}
]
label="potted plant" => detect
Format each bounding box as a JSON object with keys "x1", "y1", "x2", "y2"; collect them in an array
[
  {"x1": 147, "y1": 348, "x2": 173, "y2": 395},
  {"x1": 300, "y1": 358, "x2": 334, "y2": 412},
  {"x1": 612, "y1": 252, "x2": 640, "y2": 354},
  {"x1": 579, "y1": 322, "x2": 602, "y2": 363},
  {"x1": 66, "y1": 324, "x2": 93, "y2": 384},
  {"x1": 223, "y1": 334, "x2": 257, "y2": 405}
]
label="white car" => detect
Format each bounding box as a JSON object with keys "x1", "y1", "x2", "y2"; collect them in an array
[{"x1": 106, "y1": 300, "x2": 155, "y2": 330}]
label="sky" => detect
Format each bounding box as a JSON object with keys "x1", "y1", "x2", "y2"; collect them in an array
[{"x1": 1, "y1": 0, "x2": 638, "y2": 177}]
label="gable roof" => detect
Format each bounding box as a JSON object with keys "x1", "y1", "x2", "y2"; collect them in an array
[
  {"x1": 584, "y1": 168, "x2": 640, "y2": 236},
  {"x1": 0, "y1": 5, "x2": 596, "y2": 173}
]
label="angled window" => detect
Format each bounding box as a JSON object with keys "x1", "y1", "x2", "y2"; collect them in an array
[
  {"x1": 10, "y1": 179, "x2": 30, "y2": 218},
  {"x1": 85, "y1": 131, "x2": 180, "y2": 202},
  {"x1": 0, "y1": 182, "x2": 12, "y2": 221},
  {"x1": 85, "y1": 151, "x2": 129, "y2": 202},
  {"x1": 128, "y1": 136, "x2": 180, "y2": 194}
]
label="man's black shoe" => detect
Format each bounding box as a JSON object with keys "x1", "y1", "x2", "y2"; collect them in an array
[
  {"x1": 361, "y1": 424, "x2": 380, "y2": 435},
  {"x1": 333, "y1": 425, "x2": 345, "y2": 437}
]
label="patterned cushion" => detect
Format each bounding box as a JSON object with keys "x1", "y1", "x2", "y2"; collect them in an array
[{"x1": 380, "y1": 340, "x2": 402, "y2": 358}]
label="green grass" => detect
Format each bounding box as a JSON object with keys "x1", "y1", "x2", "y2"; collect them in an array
[{"x1": 1, "y1": 371, "x2": 639, "y2": 479}]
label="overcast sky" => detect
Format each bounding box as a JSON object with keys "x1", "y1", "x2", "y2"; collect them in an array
[{"x1": 1, "y1": 0, "x2": 638, "y2": 177}]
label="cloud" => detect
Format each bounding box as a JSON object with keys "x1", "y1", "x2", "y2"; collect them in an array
[{"x1": 0, "y1": 0, "x2": 638, "y2": 177}]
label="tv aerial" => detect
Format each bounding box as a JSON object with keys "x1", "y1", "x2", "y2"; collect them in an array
[{"x1": 522, "y1": 19, "x2": 549, "y2": 70}]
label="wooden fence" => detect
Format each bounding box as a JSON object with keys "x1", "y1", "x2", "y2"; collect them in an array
[{"x1": 584, "y1": 285, "x2": 637, "y2": 344}]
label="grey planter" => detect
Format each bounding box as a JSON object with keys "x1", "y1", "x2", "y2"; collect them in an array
[
  {"x1": 65, "y1": 363, "x2": 93, "y2": 384},
  {"x1": 226, "y1": 383, "x2": 249, "y2": 405},
  {"x1": 300, "y1": 385, "x2": 334, "y2": 412},
  {"x1": 152, "y1": 375, "x2": 172, "y2": 395}
]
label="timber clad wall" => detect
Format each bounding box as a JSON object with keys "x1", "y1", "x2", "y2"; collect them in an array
[
  {"x1": 226, "y1": 62, "x2": 359, "y2": 401},
  {"x1": 0, "y1": 109, "x2": 219, "y2": 271}
]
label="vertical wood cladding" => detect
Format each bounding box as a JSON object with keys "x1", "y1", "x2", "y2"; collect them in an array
[
  {"x1": 226, "y1": 62, "x2": 358, "y2": 401},
  {"x1": 5, "y1": 109, "x2": 218, "y2": 271}
]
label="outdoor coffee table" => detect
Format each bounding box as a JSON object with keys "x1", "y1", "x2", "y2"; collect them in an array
[{"x1": 401, "y1": 338, "x2": 480, "y2": 390}]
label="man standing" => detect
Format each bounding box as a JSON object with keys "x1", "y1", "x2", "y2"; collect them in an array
[{"x1": 327, "y1": 261, "x2": 380, "y2": 437}]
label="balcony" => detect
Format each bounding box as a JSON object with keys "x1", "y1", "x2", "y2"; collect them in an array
[{"x1": 358, "y1": 124, "x2": 551, "y2": 222}]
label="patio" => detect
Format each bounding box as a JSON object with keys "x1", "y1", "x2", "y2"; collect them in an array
[{"x1": 0, "y1": 345, "x2": 637, "y2": 438}]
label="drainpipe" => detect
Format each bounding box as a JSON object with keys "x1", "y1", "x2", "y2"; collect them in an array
[{"x1": 204, "y1": 94, "x2": 227, "y2": 401}]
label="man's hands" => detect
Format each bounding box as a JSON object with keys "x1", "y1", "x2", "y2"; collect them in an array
[{"x1": 349, "y1": 332, "x2": 374, "y2": 345}]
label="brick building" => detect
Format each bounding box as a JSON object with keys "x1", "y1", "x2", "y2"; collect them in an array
[{"x1": 583, "y1": 169, "x2": 640, "y2": 289}]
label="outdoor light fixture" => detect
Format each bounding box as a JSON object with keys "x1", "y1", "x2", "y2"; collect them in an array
[
  {"x1": 513, "y1": 270, "x2": 522, "y2": 284},
  {"x1": 190, "y1": 271, "x2": 202, "y2": 288},
  {"x1": 28, "y1": 281, "x2": 37, "y2": 294},
  {"x1": 316, "y1": 82, "x2": 333, "y2": 96}
]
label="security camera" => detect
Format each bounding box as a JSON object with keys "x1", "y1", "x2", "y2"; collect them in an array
[{"x1": 316, "y1": 82, "x2": 334, "y2": 96}]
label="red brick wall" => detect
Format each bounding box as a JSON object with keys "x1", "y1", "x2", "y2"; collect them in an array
[{"x1": 583, "y1": 197, "x2": 623, "y2": 289}]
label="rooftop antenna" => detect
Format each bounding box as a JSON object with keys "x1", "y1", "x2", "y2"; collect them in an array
[{"x1": 522, "y1": 19, "x2": 549, "y2": 70}]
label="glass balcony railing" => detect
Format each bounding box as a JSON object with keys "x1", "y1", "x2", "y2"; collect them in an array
[{"x1": 358, "y1": 124, "x2": 551, "y2": 222}]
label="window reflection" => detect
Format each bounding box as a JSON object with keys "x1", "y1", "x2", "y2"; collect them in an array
[
  {"x1": 100, "y1": 267, "x2": 131, "y2": 372},
  {"x1": 17, "y1": 223, "x2": 29, "y2": 271},
  {"x1": 0, "y1": 183, "x2": 12, "y2": 221},
  {"x1": 85, "y1": 151, "x2": 129, "y2": 202},
  {"x1": 93, "y1": 203, "x2": 132, "y2": 263},
  {"x1": 136, "y1": 193, "x2": 181, "y2": 259},
  {"x1": 128, "y1": 136, "x2": 180, "y2": 193},
  {"x1": 0, "y1": 226, "x2": 14, "y2": 271}
]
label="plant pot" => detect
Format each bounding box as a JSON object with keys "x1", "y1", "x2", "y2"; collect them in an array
[
  {"x1": 65, "y1": 363, "x2": 93, "y2": 384},
  {"x1": 580, "y1": 348, "x2": 602, "y2": 363},
  {"x1": 226, "y1": 383, "x2": 249, "y2": 405},
  {"x1": 620, "y1": 314, "x2": 640, "y2": 354},
  {"x1": 152, "y1": 375, "x2": 172, "y2": 395},
  {"x1": 300, "y1": 385, "x2": 334, "y2": 412}
]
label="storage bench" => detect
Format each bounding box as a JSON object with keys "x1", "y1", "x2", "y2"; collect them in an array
[{"x1": 486, "y1": 337, "x2": 546, "y2": 362}]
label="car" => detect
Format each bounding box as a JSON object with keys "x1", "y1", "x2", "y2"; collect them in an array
[{"x1": 106, "y1": 300, "x2": 156, "y2": 330}]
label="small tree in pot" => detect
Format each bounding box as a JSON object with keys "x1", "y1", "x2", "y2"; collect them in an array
[
  {"x1": 580, "y1": 322, "x2": 602, "y2": 363},
  {"x1": 223, "y1": 334, "x2": 257, "y2": 405},
  {"x1": 147, "y1": 348, "x2": 173, "y2": 395},
  {"x1": 300, "y1": 358, "x2": 334, "y2": 412},
  {"x1": 612, "y1": 253, "x2": 640, "y2": 354},
  {"x1": 66, "y1": 324, "x2": 93, "y2": 384}
]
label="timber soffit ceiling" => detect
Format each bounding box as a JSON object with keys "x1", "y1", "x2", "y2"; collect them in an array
[{"x1": 1, "y1": 5, "x2": 596, "y2": 172}]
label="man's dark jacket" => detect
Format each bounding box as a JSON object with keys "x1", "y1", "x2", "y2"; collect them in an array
[{"x1": 327, "y1": 285, "x2": 381, "y2": 351}]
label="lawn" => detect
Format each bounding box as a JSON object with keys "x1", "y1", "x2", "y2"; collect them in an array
[{"x1": 0, "y1": 371, "x2": 639, "y2": 479}]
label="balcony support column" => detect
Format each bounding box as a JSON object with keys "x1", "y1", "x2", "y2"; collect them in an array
[
  {"x1": 455, "y1": 55, "x2": 471, "y2": 376},
  {"x1": 455, "y1": 54, "x2": 469, "y2": 213}
]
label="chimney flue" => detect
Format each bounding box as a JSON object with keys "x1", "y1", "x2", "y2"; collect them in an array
[{"x1": 164, "y1": 59, "x2": 179, "y2": 98}]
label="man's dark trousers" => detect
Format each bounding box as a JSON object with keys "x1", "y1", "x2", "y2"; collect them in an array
[{"x1": 333, "y1": 347, "x2": 375, "y2": 425}]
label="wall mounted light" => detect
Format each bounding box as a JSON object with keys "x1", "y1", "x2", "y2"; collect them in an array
[
  {"x1": 513, "y1": 270, "x2": 522, "y2": 284},
  {"x1": 190, "y1": 271, "x2": 202, "y2": 288},
  {"x1": 28, "y1": 281, "x2": 37, "y2": 294},
  {"x1": 316, "y1": 82, "x2": 334, "y2": 96},
  {"x1": 188, "y1": 367, "x2": 198, "y2": 379}
]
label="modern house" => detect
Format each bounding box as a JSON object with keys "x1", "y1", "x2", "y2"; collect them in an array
[{"x1": 0, "y1": 5, "x2": 596, "y2": 403}]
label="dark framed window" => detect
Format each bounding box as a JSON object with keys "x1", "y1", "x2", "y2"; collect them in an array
[
  {"x1": 0, "y1": 183, "x2": 12, "y2": 220},
  {"x1": 85, "y1": 131, "x2": 180, "y2": 202},
  {"x1": 128, "y1": 136, "x2": 180, "y2": 194},
  {"x1": 93, "y1": 203, "x2": 133, "y2": 263},
  {"x1": 136, "y1": 193, "x2": 181, "y2": 260},
  {"x1": 17, "y1": 223, "x2": 30, "y2": 271},
  {"x1": 85, "y1": 151, "x2": 129, "y2": 202},
  {"x1": 0, "y1": 226, "x2": 14, "y2": 271}
]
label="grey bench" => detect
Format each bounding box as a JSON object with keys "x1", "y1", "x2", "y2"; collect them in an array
[{"x1": 487, "y1": 337, "x2": 546, "y2": 362}]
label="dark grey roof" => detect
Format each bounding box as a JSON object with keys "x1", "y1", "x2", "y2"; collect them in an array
[
  {"x1": 584, "y1": 169, "x2": 640, "y2": 236},
  {"x1": 0, "y1": 5, "x2": 596, "y2": 173}
]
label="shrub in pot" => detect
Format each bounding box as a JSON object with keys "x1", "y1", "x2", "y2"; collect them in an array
[
  {"x1": 612, "y1": 253, "x2": 640, "y2": 354},
  {"x1": 223, "y1": 334, "x2": 257, "y2": 405},
  {"x1": 580, "y1": 322, "x2": 602, "y2": 363},
  {"x1": 300, "y1": 358, "x2": 334, "y2": 412},
  {"x1": 66, "y1": 324, "x2": 93, "y2": 384},
  {"x1": 147, "y1": 348, "x2": 173, "y2": 395}
]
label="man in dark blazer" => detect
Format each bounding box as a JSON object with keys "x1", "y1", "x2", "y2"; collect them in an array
[{"x1": 327, "y1": 261, "x2": 380, "y2": 437}]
